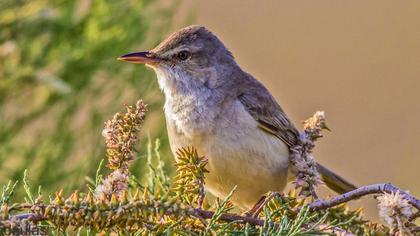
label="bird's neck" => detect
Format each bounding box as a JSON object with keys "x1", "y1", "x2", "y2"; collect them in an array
[{"x1": 152, "y1": 66, "x2": 226, "y2": 136}]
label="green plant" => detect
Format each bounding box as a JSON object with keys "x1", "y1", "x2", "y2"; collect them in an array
[{"x1": 3, "y1": 100, "x2": 418, "y2": 235}]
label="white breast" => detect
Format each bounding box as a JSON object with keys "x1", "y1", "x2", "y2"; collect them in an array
[{"x1": 166, "y1": 98, "x2": 290, "y2": 209}]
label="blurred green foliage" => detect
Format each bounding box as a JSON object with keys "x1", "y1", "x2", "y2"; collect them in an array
[{"x1": 0, "y1": 0, "x2": 177, "y2": 196}]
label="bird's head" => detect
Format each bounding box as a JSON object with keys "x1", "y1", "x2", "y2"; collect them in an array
[{"x1": 118, "y1": 25, "x2": 237, "y2": 92}]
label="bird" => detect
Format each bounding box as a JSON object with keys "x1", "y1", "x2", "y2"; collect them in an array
[{"x1": 118, "y1": 25, "x2": 356, "y2": 210}]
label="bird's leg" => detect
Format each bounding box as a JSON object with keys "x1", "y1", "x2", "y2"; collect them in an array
[
  {"x1": 245, "y1": 192, "x2": 284, "y2": 217},
  {"x1": 244, "y1": 195, "x2": 267, "y2": 217},
  {"x1": 197, "y1": 192, "x2": 205, "y2": 210}
]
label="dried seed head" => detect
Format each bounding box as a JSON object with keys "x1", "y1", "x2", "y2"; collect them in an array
[
  {"x1": 377, "y1": 191, "x2": 412, "y2": 227},
  {"x1": 96, "y1": 169, "x2": 129, "y2": 200},
  {"x1": 303, "y1": 111, "x2": 329, "y2": 141}
]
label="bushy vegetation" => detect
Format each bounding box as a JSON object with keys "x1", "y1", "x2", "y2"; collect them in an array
[{"x1": 0, "y1": 100, "x2": 393, "y2": 235}]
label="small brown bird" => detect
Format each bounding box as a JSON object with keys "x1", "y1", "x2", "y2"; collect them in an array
[{"x1": 118, "y1": 25, "x2": 356, "y2": 209}]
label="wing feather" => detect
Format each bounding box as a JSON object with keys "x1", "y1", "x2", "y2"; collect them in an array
[{"x1": 237, "y1": 79, "x2": 300, "y2": 148}]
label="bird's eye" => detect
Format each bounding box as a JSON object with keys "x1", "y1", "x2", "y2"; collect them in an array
[{"x1": 177, "y1": 50, "x2": 191, "y2": 61}]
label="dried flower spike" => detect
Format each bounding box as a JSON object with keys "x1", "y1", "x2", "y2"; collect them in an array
[
  {"x1": 102, "y1": 100, "x2": 147, "y2": 171},
  {"x1": 97, "y1": 100, "x2": 147, "y2": 200},
  {"x1": 290, "y1": 145, "x2": 321, "y2": 198},
  {"x1": 289, "y1": 111, "x2": 330, "y2": 198}
]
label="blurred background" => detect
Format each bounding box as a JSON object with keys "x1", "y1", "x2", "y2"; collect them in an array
[
  {"x1": 0, "y1": 0, "x2": 177, "y2": 200},
  {"x1": 1, "y1": 0, "x2": 419, "y2": 221}
]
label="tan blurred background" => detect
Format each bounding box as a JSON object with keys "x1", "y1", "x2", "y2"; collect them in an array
[{"x1": 175, "y1": 0, "x2": 420, "y2": 219}]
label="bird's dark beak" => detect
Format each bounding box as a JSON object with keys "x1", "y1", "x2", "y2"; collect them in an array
[{"x1": 117, "y1": 51, "x2": 160, "y2": 64}]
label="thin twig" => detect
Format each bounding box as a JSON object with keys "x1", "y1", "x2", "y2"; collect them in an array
[
  {"x1": 308, "y1": 183, "x2": 420, "y2": 212},
  {"x1": 14, "y1": 213, "x2": 45, "y2": 222},
  {"x1": 318, "y1": 224, "x2": 356, "y2": 236},
  {"x1": 409, "y1": 211, "x2": 420, "y2": 221}
]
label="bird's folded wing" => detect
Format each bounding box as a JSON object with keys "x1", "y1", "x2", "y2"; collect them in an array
[
  {"x1": 237, "y1": 77, "x2": 357, "y2": 194},
  {"x1": 237, "y1": 82, "x2": 300, "y2": 148}
]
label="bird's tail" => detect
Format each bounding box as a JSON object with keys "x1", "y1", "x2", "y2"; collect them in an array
[{"x1": 316, "y1": 163, "x2": 357, "y2": 194}]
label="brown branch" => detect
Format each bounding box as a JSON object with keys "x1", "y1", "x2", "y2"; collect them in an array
[
  {"x1": 3, "y1": 207, "x2": 266, "y2": 228},
  {"x1": 308, "y1": 183, "x2": 420, "y2": 212},
  {"x1": 13, "y1": 213, "x2": 45, "y2": 222},
  {"x1": 191, "y1": 208, "x2": 265, "y2": 226}
]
